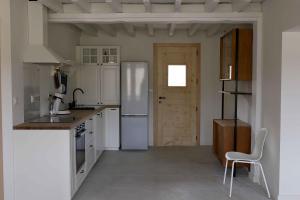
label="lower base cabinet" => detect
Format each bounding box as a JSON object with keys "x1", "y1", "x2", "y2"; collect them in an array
[
  {"x1": 104, "y1": 108, "x2": 120, "y2": 150},
  {"x1": 213, "y1": 119, "x2": 251, "y2": 168},
  {"x1": 12, "y1": 107, "x2": 120, "y2": 200}
]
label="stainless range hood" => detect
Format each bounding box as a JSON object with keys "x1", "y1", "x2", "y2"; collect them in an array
[{"x1": 24, "y1": 2, "x2": 72, "y2": 65}]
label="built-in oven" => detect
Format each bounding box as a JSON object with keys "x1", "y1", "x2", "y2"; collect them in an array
[{"x1": 75, "y1": 122, "x2": 86, "y2": 173}]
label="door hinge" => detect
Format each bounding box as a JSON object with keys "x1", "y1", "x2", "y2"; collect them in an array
[{"x1": 196, "y1": 106, "x2": 198, "y2": 111}]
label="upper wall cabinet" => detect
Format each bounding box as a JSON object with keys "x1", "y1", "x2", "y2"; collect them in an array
[
  {"x1": 220, "y1": 29, "x2": 253, "y2": 81},
  {"x1": 76, "y1": 46, "x2": 120, "y2": 65}
]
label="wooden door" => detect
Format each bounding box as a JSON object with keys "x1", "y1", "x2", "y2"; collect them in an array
[{"x1": 154, "y1": 44, "x2": 200, "y2": 146}]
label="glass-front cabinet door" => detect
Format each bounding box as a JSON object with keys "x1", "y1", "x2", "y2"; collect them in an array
[
  {"x1": 100, "y1": 46, "x2": 120, "y2": 65},
  {"x1": 220, "y1": 30, "x2": 236, "y2": 80},
  {"x1": 76, "y1": 46, "x2": 120, "y2": 65},
  {"x1": 80, "y1": 47, "x2": 99, "y2": 65}
]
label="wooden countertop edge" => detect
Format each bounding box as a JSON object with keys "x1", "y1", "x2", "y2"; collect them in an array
[{"x1": 14, "y1": 105, "x2": 120, "y2": 130}]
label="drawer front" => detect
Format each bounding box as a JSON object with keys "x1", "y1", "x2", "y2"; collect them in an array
[{"x1": 86, "y1": 129, "x2": 94, "y2": 145}]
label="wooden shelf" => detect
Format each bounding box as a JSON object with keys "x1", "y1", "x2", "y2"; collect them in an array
[{"x1": 218, "y1": 91, "x2": 252, "y2": 95}]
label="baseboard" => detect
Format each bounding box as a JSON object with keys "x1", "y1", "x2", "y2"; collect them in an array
[{"x1": 277, "y1": 194, "x2": 300, "y2": 200}]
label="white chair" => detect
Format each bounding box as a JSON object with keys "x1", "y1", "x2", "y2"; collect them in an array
[{"x1": 223, "y1": 128, "x2": 271, "y2": 198}]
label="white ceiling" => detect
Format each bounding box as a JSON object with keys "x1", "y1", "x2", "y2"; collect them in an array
[{"x1": 45, "y1": 0, "x2": 260, "y2": 37}]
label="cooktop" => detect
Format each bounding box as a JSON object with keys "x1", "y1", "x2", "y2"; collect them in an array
[{"x1": 30, "y1": 115, "x2": 76, "y2": 123}]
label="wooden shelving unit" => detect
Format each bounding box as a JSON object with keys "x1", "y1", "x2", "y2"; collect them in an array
[{"x1": 215, "y1": 28, "x2": 253, "y2": 175}]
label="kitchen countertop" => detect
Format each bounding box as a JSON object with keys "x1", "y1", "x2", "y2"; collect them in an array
[{"x1": 14, "y1": 105, "x2": 120, "y2": 130}]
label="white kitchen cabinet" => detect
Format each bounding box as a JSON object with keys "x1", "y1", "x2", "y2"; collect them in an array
[
  {"x1": 76, "y1": 64, "x2": 120, "y2": 106},
  {"x1": 100, "y1": 46, "x2": 120, "y2": 65},
  {"x1": 13, "y1": 129, "x2": 75, "y2": 200},
  {"x1": 76, "y1": 46, "x2": 120, "y2": 65},
  {"x1": 100, "y1": 65, "x2": 120, "y2": 105},
  {"x1": 76, "y1": 66, "x2": 100, "y2": 105},
  {"x1": 76, "y1": 46, "x2": 120, "y2": 106},
  {"x1": 94, "y1": 111, "x2": 105, "y2": 159},
  {"x1": 104, "y1": 108, "x2": 120, "y2": 150},
  {"x1": 76, "y1": 46, "x2": 99, "y2": 65}
]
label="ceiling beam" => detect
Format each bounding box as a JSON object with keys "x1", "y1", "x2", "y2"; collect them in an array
[
  {"x1": 98, "y1": 24, "x2": 117, "y2": 37},
  {"x1": 175, "y1": 0, "x2": 182, "y2": 12},
  {"x1": 188, "y1": 24, "x2": 201, "y2": 36},
  {"x1": 123, "y1": 24, "x2": 135, "y2": 37},
  {"x1": 105, "y1": 0, "x2": 122, "y2": 13},
  {"x1": 71, "y1": 0, "x2": 91, "y2": 13},
  {"x1": 143, "y1": 0, "x2": 152, "y2": 12},
  {"x1": 38, "y1": 0, "x2": 63, "y2": 13},
  {"x1": 205, "y1": 0, "x2": 220, "y2": 12},
  {"x1": 147, "y1": 24, "x2": 154, "y2": 36},
  {"x1": 169, "y1": 24, "x2": 176, "y2": 37},
  {"x1": 74, "y1": 23, "x2": 98, "y2": 36},
  {"x1": 232, "y1": 0, "x2": 252, "y2": 12},
  {"x1": 48, "y1": 12, "x2": 263, "y2": 23}
]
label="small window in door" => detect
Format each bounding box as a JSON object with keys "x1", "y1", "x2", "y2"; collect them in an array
[{"x1": 168, "y1": 65, "x2": 187, "y2": 87}]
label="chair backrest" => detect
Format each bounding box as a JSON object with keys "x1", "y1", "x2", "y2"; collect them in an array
[{"x1": 251, "y1": 128, "x2": 268, "y2": 161}]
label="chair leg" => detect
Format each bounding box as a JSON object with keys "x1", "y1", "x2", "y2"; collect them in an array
[
  {"x1": 223, "y1": 159, "x2": 228, "y2": 184},
  {"x1": 258, "y1": 163, "x2": 271, "y2": 198},
  {"x1": 229, "y1": 161, "x2": 235, "y2": 198}
]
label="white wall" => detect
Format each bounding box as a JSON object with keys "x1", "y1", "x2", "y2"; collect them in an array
[
  {"x1": 11, "y1": 0, "x2": 30, "y2": 124},
  {"x1": 0, "y1": 0, "x2": 15, "y2": 199},
  {"x1": 262, "y1": 0, "x2": 300, "y2": 199},
  {"x1": 23, "y1": 24, "x2": 80, "y2": 121},
  {"x1": 80, "y1": 29, "x2": 252, "y2": 145},
  {"x1": 9, "y1": 0, "x2": 81, "y2": 123},
  {"x1": 280, "y1": 28, "x2": 300, "y2": 200}
]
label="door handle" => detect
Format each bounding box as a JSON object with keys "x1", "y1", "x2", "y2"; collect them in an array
[{"x1": 159, "y1": 96, "x2": 166, "y2": 100}]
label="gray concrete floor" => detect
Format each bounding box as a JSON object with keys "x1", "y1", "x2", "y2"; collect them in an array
[{"x1": 73, "y1": 146, "x2": 271, "y2": 200}]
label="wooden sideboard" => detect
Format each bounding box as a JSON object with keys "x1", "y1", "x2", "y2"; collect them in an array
[{"x1": 213, "y1": 119, "x2": 251, "y2": 167}]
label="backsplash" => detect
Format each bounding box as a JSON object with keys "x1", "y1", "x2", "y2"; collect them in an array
[{"x1": 24, "y1": 65, "x2": 77, "y2": 121}]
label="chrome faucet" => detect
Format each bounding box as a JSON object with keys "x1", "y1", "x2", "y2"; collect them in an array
[{"x1": 71, "y1": 88, "x2": 84, "y2": 108}]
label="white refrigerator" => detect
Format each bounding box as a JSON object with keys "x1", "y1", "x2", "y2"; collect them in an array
[{"x1": 121, "y1": 62, "x2": 148, "y2": 150}]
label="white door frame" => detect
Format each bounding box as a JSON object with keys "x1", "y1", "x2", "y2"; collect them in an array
[{"x1": 1, "y1": 5, "x2": 263, "y2": 199}]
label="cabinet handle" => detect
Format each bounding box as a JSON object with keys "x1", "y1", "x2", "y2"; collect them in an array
[
  {"x1": 97, "y1": 114, "x2": 101, "y2": 116},
  {"x1": 110, "y1": 108, "x2": 116, "y2": 110},
  {"x1": 80, "y1": 170, "x2": 85, "y2": 174},
  {"x1": 89, "y1": 145, "x2": 93, "y2": 148},
  {"x1": 89, "y1": 131, "x2": 93, "y2": 134}
]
